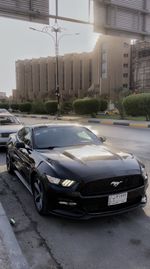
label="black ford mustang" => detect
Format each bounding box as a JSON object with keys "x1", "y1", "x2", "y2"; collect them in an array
[{"x1": 6, "y1": 124, "x2": 148, "y2": 219}]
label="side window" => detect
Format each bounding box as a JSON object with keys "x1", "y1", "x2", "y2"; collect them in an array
[
  {"x1": 18, "y1": 128, "x2": 32, "y2": 147},
  {"x1": 18, "y1": 128, "x2": 25, "y2": 141}
]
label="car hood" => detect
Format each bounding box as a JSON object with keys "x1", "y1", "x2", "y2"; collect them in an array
[
  {"x1": 39, "y1": 144, "x2": 141, "y2": 181},
  {"x1": 0, "y1": 125, "x2": 23, "y2": 133}
]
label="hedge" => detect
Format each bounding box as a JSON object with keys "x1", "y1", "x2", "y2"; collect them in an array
[
  {"x1": 0, "y1": 103, "x2": 9, "y2": 109},
  {"x1": 45, "y1": 100, "x2": 57, "y2": 114},
  {"x1": 10, "y1": 104, "x2": 20, "y2": 111},
  {"x1": 61, "y1": 101, "x2": 73, "y2": 114},
  {"x1": 99, "y1": 99, "x2": 108, "y2": 112},
  {"x1": 31, "y1": 101, "x2": 46, "y2": 114},
  {"x1": 123, "y1": 93, "x2": 150, "y2": 120},
  {"x1": 19, "y1": 102, "x2": 32, "y2": 113},
  {"x1": 73, "y1": 98, "x2": 99, "y2": 115}
]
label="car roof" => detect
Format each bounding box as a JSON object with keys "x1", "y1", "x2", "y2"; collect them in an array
[{"x1": 25, "y1": 123, "x2": 83, "y2": 130}]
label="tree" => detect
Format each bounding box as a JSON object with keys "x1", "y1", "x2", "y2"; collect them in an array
[{"x1": 114, "y1": 87, "x2": 131, "y2": 119}]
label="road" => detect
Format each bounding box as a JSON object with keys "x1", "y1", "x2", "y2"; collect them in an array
[{"x1": 0, "y1": 117, "x2": 150, "y2": 269}]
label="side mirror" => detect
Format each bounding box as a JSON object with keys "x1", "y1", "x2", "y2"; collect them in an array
[
  {"x1": 100, "y1": 136, "x2": 106, "y2": 143},
  {"x1": 15, "y1": 141, "x2": 25, "y2": 149}
]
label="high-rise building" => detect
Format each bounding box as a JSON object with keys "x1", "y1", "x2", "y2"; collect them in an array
[{"x1": 15, "y1": 36, "x2": 131, "y2": 103}]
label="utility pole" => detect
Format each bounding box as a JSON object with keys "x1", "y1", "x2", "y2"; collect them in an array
[{"x1": 55, "y1": 0, "x2": 60, "y2": 115}]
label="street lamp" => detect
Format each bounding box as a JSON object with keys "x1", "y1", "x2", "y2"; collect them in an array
[{"x1": 29, "y1": 24, "x2": 79, "y2": 116}]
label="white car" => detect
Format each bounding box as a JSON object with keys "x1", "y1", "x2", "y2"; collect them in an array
[
  {"x1": 0, "y1": 113, "x2": 23, "y2": 147},
  {"x1": 0, "y1": 109, "x2": 10, "y2": 114}
]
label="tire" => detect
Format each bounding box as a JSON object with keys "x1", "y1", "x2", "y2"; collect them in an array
[
  {"x1": 32, "y1": 176, "x2": 49, "y2": 215},
  {"x1": 6, "y1": 152, "x2": 14, "y2": 174}
]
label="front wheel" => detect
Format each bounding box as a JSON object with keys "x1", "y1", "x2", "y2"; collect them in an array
[
  {"x1": 32, "y1": 176, "x2": 49, "y2": 215},
  {"x1": 6, "y1": 152, "x2": 14, "y2": 174}
]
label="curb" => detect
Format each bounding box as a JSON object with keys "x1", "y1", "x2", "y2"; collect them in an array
[
  {"x1": 0, "y1": 203, "x2": 30, "y2": 269},
  {"x1": 87, "y1": 119, "x2": 150, "y2": 128},
  {"x1": 15, "y1": 114, "x2": 150, "y2": 129}
]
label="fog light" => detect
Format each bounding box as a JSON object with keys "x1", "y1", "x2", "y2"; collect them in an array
[
  {"x1": 58, "y1": 201, "x2": 77, "y2": 206},
  {"x1": 141, "y1": 195, "x2": 147, "y2": 204}
]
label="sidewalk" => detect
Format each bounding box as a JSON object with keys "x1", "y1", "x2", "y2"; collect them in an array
[
  {"x1": 0, "y1": 203, "x2": 29, "y2": 269},
  {"x1": 15, "y1": 113, "x2": 150, "y2": 129}
]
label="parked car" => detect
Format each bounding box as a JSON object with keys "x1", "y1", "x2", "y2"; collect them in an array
[
  {"x1": 0, "y1": 109, "x2": 9, "y2": 114},
  {"x1": 0, "y1": 113, "x2": 23, "y2": 147},
  {"x1": 6, "y1": 124, "x2": 148, "y2": 219}
]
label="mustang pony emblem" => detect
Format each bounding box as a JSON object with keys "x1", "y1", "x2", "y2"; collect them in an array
[{"x1": 111, "y1": 181, "x2": 123, "y2": 187}]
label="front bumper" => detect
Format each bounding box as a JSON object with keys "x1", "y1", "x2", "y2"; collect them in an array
[
  {"x1": 0, "y1": 137, "x2": 9, "y2": 147},
  {"x1": 46, "y1": 184, "x2": 148, "y2": 219}
]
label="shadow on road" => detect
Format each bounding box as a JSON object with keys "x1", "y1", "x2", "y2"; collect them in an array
[
  {"x1": 0, "y1": 169, "x2": 150, "y2": 269},
  {"x1": 0, "y1": 148, "x2": 6, "y2": 166}
]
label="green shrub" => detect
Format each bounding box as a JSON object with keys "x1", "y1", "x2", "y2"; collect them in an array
[
  {"x1": 61, "y1": 101, "x2": 73, "y2": 114},
  {"x1": 0, "y1": 103, "x2": 9, "y2": 109},
  {"x1": 19, "y1": 102, "x2": 32, "y2": 113},
  {"x1": 73, "y1": 98, "x2": 99, "y2": 115},
  {"x1": 99, "y1": 99, "x2": 108, "y2": 112},
  {"x1": 10, "y1": 104, "x2": 19, "y2": 111},
  {"x1": 31, "y1": 101, "x2": 46, "y2": 114},
  {"x1": 123, "y1": 93, "x2": 150, "y2": 120},
  {"x1": 45, "y1": 100, "x2": 57, "y2": 114}
]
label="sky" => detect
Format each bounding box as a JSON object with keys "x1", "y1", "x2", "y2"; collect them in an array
[{"x1": 0, "y1": 0, "x2": 99, "y2": 96}]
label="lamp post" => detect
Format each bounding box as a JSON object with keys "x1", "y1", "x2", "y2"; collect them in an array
[{"x1": 29, "y1": 25, "x2": 79, "y2": 116}]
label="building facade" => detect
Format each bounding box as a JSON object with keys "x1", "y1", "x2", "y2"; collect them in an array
[
  {"x1": 14, "y1": 36, "x2": 131, "y2": 103},
  {"x1": 131, "y1": 40, "x2": 150, "y2": 92},
  {"x1": 0, "y1": 92, "x2": 7, "y2": 100}
]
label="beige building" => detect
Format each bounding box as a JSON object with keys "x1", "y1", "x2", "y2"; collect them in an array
[
  {"x1": 131, "y1": 40, "x2": 150, "y2": 92},
  {"x1": 0, "y1": 91, "x2": 7, "y2": 100},
  {"x1": 14, "y1": 36, "x2": 131, "y2": 103}
]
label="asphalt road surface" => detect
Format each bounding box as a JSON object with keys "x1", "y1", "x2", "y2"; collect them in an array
[{"x1": 0, "y1": 117, "x2": 150, "y2": 269}]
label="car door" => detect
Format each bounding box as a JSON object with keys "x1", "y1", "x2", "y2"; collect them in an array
[{"x1": 15, "y1": 127, "x2": 35, "y2": 183}]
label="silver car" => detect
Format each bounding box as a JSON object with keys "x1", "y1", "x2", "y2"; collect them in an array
[
  {"x1": 0, "y1": 113, "x2": 23, "y2": 147},
  {"x1": 0, "y1": 109, "x2": 10, "y2": 114}
]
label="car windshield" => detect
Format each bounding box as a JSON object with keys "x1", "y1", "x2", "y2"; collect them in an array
[
  {"x1": 33, "y1": 126, "x2": 101, "y2": 149},
  {"x1": 0, "y1": 115, "x2": 20, "y2": 125},
  {"x1": 0, "y1": 109, "x2": 8, "y2": 113}
]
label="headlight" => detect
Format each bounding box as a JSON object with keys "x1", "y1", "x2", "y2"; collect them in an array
[
  {"x1": 61, "y1": 179, "x2": 75, "y2": 187},
  {"x1": 141, "y1": 167, "x2": 148, "y2": 180},
  {"x1": 46, "y1": 175, "x2": 76, "y2": 187},
  {"x1": 46, "y1": 175, "x2": 60, "y2": 185}
]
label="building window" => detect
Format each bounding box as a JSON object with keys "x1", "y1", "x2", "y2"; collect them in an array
[
  {"x1": 89, "y1": 59, "x2": 92, "y2": 87},
  {"x1": 123, "y1": 84, "x2": 128, "y2": 88},
  {"x1": 124, "y1": 42, "x2": 129, "y2": 48},
  {"x1": 80, "y1": 60, "x2": 82, "y2": 90},
  {"x1": 62, "y1": 62, "x2": 65, "y2": 91},
  {"x1": 38, "y1": 64, "x2": 40, "y2": 92},
  {"x1": 46, "y1": 63, "x2": 48, "y2": 91},
  {"x1": 123, "y1": 73, "x2": 128, "y2": 78},
  {"x1": 123, "y1": 63, "x2": 128, "y2": 68},
  {"x1": 71, "y1": 60, "x2": 73, "y2": 90},
  {"x1": 124, "y1": 53, "x2": 129, "y2": 58}
]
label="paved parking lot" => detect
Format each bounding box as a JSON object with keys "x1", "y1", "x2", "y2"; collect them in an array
[{"x1": 0, "y1": 118, "x2": 150, "y2": 269}]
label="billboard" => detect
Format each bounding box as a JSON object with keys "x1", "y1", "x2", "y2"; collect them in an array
[
  {"x1": 94, "y1": 0, "x2": 150, "y2": 39},
  {"x1": 0, "y1": 0, "x2": 49, "y2": 24}
]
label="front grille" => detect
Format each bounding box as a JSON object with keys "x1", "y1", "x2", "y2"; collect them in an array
[
  {"x1": 1, "y1": 133, "x2": 10, "y2": 138},
  {"x1": 83, "y1": 196, "x2": 142, "y2": 213},
  {"x1": 81, "y1": 175, "x2": 144, "y2": 196}
]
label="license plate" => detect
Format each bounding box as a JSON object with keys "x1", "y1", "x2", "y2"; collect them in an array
[
  {"x1": 108, "y1": 192, "x2": 127, "y2": 206},
  {"x1": 1, "y1": 133, "x2": 9, "y2": 137}
]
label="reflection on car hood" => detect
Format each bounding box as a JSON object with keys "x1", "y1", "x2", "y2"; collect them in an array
[{"x1": 39, "y1": 144, "x2": 141, "y2": 180}]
